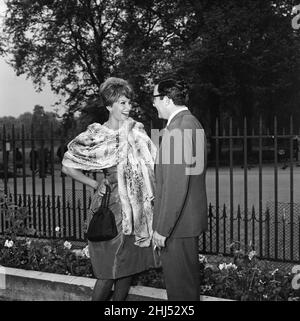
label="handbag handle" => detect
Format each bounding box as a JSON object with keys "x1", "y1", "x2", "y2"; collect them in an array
[{"x1": 100, "y1": 185, "x2": 111, "y2": 209}]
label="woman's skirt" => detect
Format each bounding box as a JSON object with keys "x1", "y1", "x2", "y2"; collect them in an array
[{"x1": 87, "y1": 167, "x2": 155, "y2": 280}]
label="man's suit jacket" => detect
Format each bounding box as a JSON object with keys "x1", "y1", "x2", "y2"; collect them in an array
[{"x1": 153, "y1": 110, "x2": 208, "y2": 238}]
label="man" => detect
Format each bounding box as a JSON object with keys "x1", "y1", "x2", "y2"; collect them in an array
[{"x1": 152, "y1": 78, "x2": 208, "y2": 301}]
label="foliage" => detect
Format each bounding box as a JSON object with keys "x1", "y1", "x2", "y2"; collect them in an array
[
  {"x1": 2, "y1": 0, "x2": 300, "y2": 136},
  {"x1": 133, "y1": 244, "x2": 300, "y2": 301},
  {"x1": 0, "y1": 106, "x2": 61, "y2": 139},
  {"x1": 197, "y1": 242, "x2": 300, "y2": 301},
  {"x1": 0, "y1": 237, "x2": 93, "y2": 277},
  {"x1": 134, "y1": 242, "x2": 300, "y2": 301},
  {"x1": 2, "y1": 0, "x2": 130, "y2": 111},
  {"x1": 157, "y1": 0, "x2": 300, "y2": 134},
  {"x1": 0, "y1": 188, "x2": 36, "y2": 240},
  {"x1": 0, "y1": 187, "x2": 93, "y2": 276}
]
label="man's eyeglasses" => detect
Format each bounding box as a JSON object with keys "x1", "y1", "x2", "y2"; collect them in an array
[{"x1": 152, "y1": 94, "x2": 163, "y2": 103}]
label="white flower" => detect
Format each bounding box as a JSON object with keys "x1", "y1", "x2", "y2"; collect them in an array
[
  {"x1": 271, "y1": 268, "x2": 279, "y2": 276},
  {"x1": 4, "y1": 240, "x2": 14, "y2": 248},
  {"x1": 198, "y1": 254, "x2": 207, "y2": 264},
  {"x1": 219, "y1": 262, "x2": 237, "y2": 270},
  {"x1": 226, "y1": 263, "x2": 238, "y2": 270},
  {"x1": 204, "y1": 263, "x2": 214, "y2": 270},
  {"x1": 200, "y1": 284, "x2": 212, "y2": 292},
  {"x1": 219, "y1": 263, "x2": 226, "y2": 270},
  {"x1": 248, "y1": 250, "x2": 256, "y2": 261},
  {"x1": 82, "y1": 245, "x2": 90, "y2": 258},
  {"x1": 72, "y1": 249, "x2": 84, "y2": 257},
  {"x1": 55, "y1": 226, "x2": 60, "y2": 232},
  {"x1": 63, "y1": 241, "x2": 72, "y2": 250}
]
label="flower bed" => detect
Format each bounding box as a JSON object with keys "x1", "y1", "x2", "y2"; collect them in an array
[
  {"x1": 197, "y1": 246, "x2": 300, "y2": 301},
  {"x1": 0, "y1": 236, "x2": 93, "y2": 277},
  {"x1": 1, "y1": 236, "x2": 300, "y2": 301}
]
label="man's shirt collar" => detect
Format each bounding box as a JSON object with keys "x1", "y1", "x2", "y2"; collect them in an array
[{"x1": 166, "y1": 107, "x2": 189, "y2": 127}]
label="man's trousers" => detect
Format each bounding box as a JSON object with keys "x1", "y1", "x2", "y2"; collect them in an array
[{"x1": 160, "y1": 236, "x2": 200, "y2": 301}]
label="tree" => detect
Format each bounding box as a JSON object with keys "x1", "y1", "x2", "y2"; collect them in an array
[
  {"x1": 2, "y1": 0, "x2": 129, "y2": 113},
  {"x1": 0, "y1": 116, "x2": 17, "y2": 133},
  {"x1": 161, "y1": 0, "x2": 300, "y2": 132},
  {"x1": 2, "y1": 0, "x2": 300, "y2": 140},
  {"x1": 1, "y1": 0, "x2": 189, "y2": 130},
  {"x1": 17, "y1": 112, "x2": 33, "y2": 136},
  {"x1": 31, "y1": 105, "x2": 61, "y2": 139}
]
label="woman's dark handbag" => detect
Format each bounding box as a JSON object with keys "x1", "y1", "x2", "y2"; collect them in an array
[{"x1": 86, "y1": 185, "x2": 118, "y2": 242}]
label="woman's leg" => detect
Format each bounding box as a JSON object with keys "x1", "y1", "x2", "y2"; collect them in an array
[
  {"x1": 92, "y1": 279, "x2": 114, "y2": 301},
  {"x1": 112, "y1": 276, "x2": 133, "y2": 301}
]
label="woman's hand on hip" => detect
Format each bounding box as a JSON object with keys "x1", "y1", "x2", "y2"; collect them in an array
[{"x1": 96, "y1": 178, "x2": 109, "y2": 196}]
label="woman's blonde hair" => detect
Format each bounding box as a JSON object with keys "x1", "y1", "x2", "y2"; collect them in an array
[{"x1": 99, "y1": 77, "x2": 133, "y2": 106}]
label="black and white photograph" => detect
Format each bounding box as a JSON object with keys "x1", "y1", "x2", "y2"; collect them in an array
[{"x1": 1, "y1": 0, "x2": 300, "y2": 308}]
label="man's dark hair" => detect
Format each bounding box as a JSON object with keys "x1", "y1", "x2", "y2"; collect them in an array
[{"x1": 157, "y1": 78, "x2": 189, "y2": 105}]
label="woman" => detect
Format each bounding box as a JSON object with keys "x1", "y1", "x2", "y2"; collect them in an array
[{"x1": 62, "y1": 77, "x2": 157, "y2": 301}]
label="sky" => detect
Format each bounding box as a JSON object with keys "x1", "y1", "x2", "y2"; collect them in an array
[{"x1": 0, "y1": 1, "x2": 61, "y2": 118}]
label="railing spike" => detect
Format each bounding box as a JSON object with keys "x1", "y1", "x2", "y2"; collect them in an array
[{"x1": 222, "y1": 204, "x2": 227, "y2": 218}]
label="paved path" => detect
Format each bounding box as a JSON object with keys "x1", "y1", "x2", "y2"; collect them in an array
[
  {"x1": 206, "y1": 165, "x2": 300, "y2": 210},
  {"x1": 3, "y1": 164, "x2": 300, "y2": 211}
]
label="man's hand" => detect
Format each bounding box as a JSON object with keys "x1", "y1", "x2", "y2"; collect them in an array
[{"x1": 152, "y1": 230, "x2": 167, "y2": 249}]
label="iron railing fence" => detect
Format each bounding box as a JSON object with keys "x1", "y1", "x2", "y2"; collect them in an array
[{"x1": 1, "y1": 117, "x2": 300, "y2": 262}]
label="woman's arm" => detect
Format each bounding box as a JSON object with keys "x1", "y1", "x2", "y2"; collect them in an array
[{"x1": 62, "y1": 166, "x2": 99, "y2": 190}]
